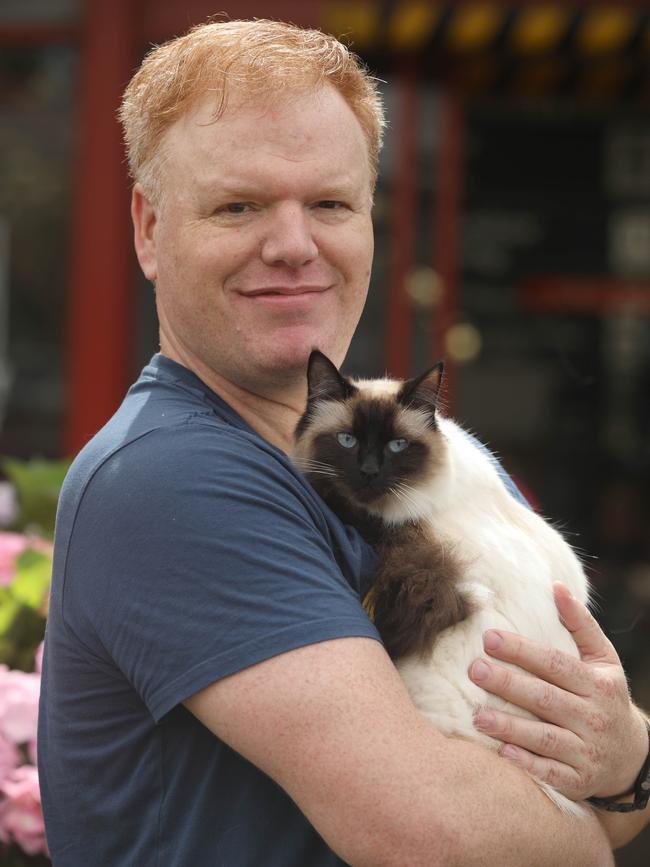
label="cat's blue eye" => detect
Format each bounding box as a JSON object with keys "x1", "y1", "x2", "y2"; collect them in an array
[
  {"x1": 387, "y1": 438, "x2": 408, "y2": 454},
  {"x1": 336, "y1": 432, "x2": 357, "y2": 449}
]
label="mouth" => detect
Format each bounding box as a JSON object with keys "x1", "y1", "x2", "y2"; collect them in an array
[
  {"x1": 351, "y1": 483, "x2": 387, "y2": 505},
  {"x1": 240, "y1": 286, "x2": 330, "y2": 298}
]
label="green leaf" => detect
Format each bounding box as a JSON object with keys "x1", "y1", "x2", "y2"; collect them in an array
[
  {"x1": 12, "y1": 548, "x2": 52, "y2": 610},
  {"x1": 0, "y1": 598, "x2": 46, "y2": 670},
  {"x1": 2, "y1": 456, "x2": 70, "y2": 537},
  {"x1": 0, "y1": 586, "x2": 21, "y2": 635}
]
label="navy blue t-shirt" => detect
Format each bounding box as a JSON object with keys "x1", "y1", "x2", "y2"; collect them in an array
[{"x1": 38, "y1": 355, "x2": 381, "y2": 866}]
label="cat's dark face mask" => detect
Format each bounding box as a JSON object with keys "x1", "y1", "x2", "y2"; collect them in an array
[{"x1": 294, "y1": 350, "x2": 445, "y2": 512}]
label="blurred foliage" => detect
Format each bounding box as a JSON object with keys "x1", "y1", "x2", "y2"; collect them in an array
[
  {"x1": 0, "y1": 456, "x2": 64, "y2": 670},
  {"x1": 0, "y1": 548, "x2": 50, "y2": 671},
  {"x1": 2, "y1": 457, "x2": 69, "y2": 538}
]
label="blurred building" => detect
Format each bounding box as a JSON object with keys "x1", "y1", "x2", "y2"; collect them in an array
[{"x1": 1, "y1": 2, "x2": 649, "y2": 861}]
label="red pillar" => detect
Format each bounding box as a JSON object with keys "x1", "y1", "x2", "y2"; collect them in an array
[
  {"x1": 386, "y1": 63, "x2": 419, "y2": 379},
  {"x1": 432, "y1": 90, "x2": 464, "y2": 414},
  {"x1": 63, "y1": 0, "x2": 137, "y2": 455}
]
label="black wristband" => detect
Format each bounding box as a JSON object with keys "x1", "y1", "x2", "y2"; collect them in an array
[{"x1": 587, "y1": 718, "x2": 650, "y2": 813}]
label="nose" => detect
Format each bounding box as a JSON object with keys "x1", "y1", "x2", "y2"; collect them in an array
[
  {"x1": 360, "y1": 453, "x2": 380, "y2": 479},
  {"x1": 260, "y1": 203, "x2": 319, "y2": 269}
]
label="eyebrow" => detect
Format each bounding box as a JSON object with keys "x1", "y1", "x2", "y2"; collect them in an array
[{"x1": 201, "y1": 169, "x2": 364, "y2": 198}]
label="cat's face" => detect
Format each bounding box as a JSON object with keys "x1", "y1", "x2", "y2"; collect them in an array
[{"x1": 293, "y1": 351, "x2": 447, "y2": 515}]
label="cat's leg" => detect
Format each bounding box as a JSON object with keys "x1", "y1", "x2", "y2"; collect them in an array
[{"x1": 370, "y1": 532, "x2": 474, "y2": 661}]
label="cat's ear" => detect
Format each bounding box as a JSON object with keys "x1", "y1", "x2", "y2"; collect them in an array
[
  {"x1": 307, "y1": 350, "x2": 356, "y2": 402},
  {"x1": 398, "y1": 361, "x2": 444, "y2": 413}
]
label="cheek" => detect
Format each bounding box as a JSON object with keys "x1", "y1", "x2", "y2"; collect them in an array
[
  {"x1": 393, "y1": 445, "x2": 430, "y2": 481},
  {"x1": 315, "y1": 438, "x2": 357, "y2": 475},
  {"x1": 351, "y1": 225, "x2": 374, "y2": 273},
  {"x1": 214, "y1": 227, "x2": 259, "y2": 274},
  {"x1": 173, "y1": 223, "x2": 256, "y2": 284},
  {"x1": 322, "y1": 219, "x2": 373, "y2": 274}
]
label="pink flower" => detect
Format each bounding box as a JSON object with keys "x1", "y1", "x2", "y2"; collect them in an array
[
  {"x1": 0, "y1": 533, "x2": 28, "y2": 586},
  {"x1": 0, "y1": 667, "x2": 40, "y2": 745},
  {"x1": 0, "y1": 532, "x2": 53, "y2": 587},
  {"x1": 0, "y1": 734, "x2": 20, "y2": 784},
  {"x1": 0, "y1": 765, "x2": 48, "y2": 856}
]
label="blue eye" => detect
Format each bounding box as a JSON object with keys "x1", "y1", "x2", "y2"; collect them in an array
[
  {"x1": 336, "y1": 432, "x2": 357, "y2": 449},
  {"x1": 387, "y1": 438, "x2": 408, "y2": 454}
]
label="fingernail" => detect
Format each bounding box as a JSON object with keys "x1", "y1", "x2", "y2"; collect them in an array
[
  {"x1": 473, "y1": 707, "x2": 495, "y2": 728},
  {"x1": 483, "y1": 630, "x2": 503, "y2": 652},
  {"x1": 470, "y1": 660, "x2": 490, "y2": 682}
]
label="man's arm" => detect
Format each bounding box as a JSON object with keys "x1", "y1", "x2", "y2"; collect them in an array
[
  {"x1": 470, "y1": 584, "x2": 650, "y2": 850},
  {"x1": 185, "y1": 635, "x2": 612, "y2": 867}
]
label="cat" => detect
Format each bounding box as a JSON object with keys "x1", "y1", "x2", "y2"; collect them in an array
[{"x1": 292, "y1": 349, "x2": 590, "y2": 816}]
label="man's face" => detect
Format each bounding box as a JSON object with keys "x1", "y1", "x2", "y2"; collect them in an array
[{"x1": 137, "y1": 85, "x2": 374, "y2": 394}]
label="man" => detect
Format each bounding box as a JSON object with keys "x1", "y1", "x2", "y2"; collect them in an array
[{"x1": 38, "y1": 19, "x2": 649, "y2": 865}]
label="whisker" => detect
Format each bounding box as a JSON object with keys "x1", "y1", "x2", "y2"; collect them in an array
[
  {"x1": 389, "y1": 484, "x2": 421, "y2": 520},
  {"x1": 392, "y1": 482, "x2": 421, "y2": 511},
  {"x1": 291, "y1": 457, "x2": 339, "y2": 478},
  {"x1": 292, "y1": 458, "x2": 333, "y2": 470}
]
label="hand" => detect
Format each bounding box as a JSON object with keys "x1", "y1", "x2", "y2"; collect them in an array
[{"x1": 469, "y1": 582, "x2": 648, "y2": 802}]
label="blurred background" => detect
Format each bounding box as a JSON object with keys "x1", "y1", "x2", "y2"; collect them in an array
[{"x1": 0, "y1": 1, "x2": 648, "y2": 862}]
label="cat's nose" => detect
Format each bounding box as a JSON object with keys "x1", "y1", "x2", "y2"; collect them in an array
[{"x1": 360, "y1": 455, "x2": 380, "y2": 478}]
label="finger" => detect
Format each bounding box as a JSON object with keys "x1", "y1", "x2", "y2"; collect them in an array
[
  {"x1": 553, "y1": 583, "x2": 619, "y2": 665},
  {"x1": 473, "y1": 706, "x2": 583, "y2": 765},
  {"x1": 496, "y1": 743, "x2": 585, "y2": 801},
  {"x1": 468, "y1": 658, "x2": 585, "y2": 729},
  {"x1": 480, "y1": 629, "x2": 591, "y2": 697}
]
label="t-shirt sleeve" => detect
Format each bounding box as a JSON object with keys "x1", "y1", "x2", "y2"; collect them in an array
[{"x1": 62, "y1": 423, "x2": 381, "y2": 721}]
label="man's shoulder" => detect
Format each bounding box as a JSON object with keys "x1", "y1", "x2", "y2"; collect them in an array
[
  {"x1": 59, "y1": 418, "x2": 299, "y2": 541},
  {"x1": 61, "y1": 358, "x2": 294, "y2": 511}
]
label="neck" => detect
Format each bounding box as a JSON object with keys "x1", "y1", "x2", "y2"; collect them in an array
[{"x1": 159, "y1": 341, "x2": 306, "y2": 453}]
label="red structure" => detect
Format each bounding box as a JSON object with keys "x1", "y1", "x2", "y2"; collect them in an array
[{"x1": 64, "y1": 1, "x2": 136, "y2": 453}]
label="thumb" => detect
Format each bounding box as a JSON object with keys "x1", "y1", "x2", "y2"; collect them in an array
[{"x1": 553, "y1": 582, "x2": 618, "y2": 664}]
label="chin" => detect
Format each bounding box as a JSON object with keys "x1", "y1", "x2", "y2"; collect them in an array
[{"x1": 268, "y1": 331, "x2": 347, "y2": 373}]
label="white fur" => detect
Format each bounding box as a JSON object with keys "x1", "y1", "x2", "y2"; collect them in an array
[{"x1": 388, "y1": 416, "x2": 589, "y2": 816}]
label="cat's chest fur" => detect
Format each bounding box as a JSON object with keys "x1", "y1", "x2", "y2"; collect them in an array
[
  {"x1": 418, "y1": 416, "x2": 587, "y2": 616},
  {"x1": 387, "y1": 417, "x2": 588, "y2": 739}
]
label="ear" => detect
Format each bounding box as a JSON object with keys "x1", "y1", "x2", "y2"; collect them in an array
[
  {"x1": 131, "y1": 183, "x2": 159, "y2": 282},
  {"x1": 398, "y1": 361, "x2": 444, "y2": 413},
  {"x1": 307, "y1": 350, "x2": 356, "y2": 402}
]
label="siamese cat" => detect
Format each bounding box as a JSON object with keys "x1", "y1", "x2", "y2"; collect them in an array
[{"x1": 292, "y1": 350, "x2": 589, "y2": 816}]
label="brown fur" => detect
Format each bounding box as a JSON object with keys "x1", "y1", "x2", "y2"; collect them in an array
[{"x1": 370, "y1": 524, "x2": 472, "y2": 660}]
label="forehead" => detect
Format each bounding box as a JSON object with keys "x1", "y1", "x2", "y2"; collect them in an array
[
  {"x1": 162, "y1": 85, "x2": 371, "y2": 197},
  {"x1": 308, "y1": 390, "x2": 433, "y2": 441}
]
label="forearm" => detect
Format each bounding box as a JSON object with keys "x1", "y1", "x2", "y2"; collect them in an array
[
  {"x1": 298, "y1": 717, "x2": 613, "y2": 867},
  {"x1": 188, "y1": 637, "x2": 614, "y2": 867},
  {"x1": 419, "y1": 734, "x2": 613, "y2": 867},
  {"x1": 594, "y1": 706, "x2": 650, "y2": 850}
]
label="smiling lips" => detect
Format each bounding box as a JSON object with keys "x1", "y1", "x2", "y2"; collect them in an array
[{"x1": 241, "y1": 286, "x2": 329, "y2": 297}]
